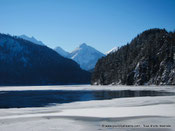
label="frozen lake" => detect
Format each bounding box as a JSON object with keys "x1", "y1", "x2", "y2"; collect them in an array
[
  {"x1": 0, "y1": 89, "x2": 174, "y2": 108},
  {"x1": 0, "y1": 85, "x2": 175, "y2": 131}
]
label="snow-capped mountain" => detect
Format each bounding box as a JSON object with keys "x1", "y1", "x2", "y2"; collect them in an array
[
  {"x1": 68, "y1": 43, "x2": 105, "y2": 71},
  {"x1": 54, "y1": 46, "x2": 69, "y2": 57},
  {"x1": 105, "y1": 47, "x2": 118, "y2": 55},
  {"x1": 19, "y1": 35, "x2": 45, "y2": 46}
]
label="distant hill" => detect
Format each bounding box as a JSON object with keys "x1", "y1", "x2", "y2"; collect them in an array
[
  {"x1": 0, "y1": 33, "x2": 91, "y2": 86},
  {"x1": 68, "y1": 43, "x2": 105, "y2": 71},
  {"x1": 92, "y1": 28, "x2": 175, "y2": 85},
  {"x1": 19, "y1": 35, "x2": 45, "y2": 46},
  {"x1": 54, "y1": 46, "x2": 69, "y2": 57}
]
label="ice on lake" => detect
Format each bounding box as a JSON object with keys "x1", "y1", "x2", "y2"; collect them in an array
[{"x1": 0, "y1": 85, "x2": 175, "y2": 131}]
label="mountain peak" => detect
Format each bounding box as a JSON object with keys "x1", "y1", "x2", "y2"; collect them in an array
[
  {"x1": 69, "y1": 43, "x2": 105, "y2": 70},
  {"x1": 79, "y1": 43, "x2": 87, "y2": 48},
  {"x1": 54, "y1": 46, "x2": 69, "y2": 57}
]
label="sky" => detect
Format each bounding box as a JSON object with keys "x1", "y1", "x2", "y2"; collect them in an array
[{"x1": 0, "y1": 0, "x2": 175, "y2": 53}]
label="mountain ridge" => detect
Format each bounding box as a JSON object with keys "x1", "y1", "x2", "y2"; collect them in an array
[
  {"x1": 91, "y1": 28, "x2": 175, "y2": 85},
  {"x1": 54, "y1": 43, "x2": 105, "y2": 71},
  {"x1": 19, "y1": 35, "x2": 45, "y2": 46},
  {"x1": 0, "y1": 33, "x2": 91, "y2": 86}
]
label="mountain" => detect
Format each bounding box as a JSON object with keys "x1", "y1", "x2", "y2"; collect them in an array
[
  {"x1": 54, "y1": 46, "x2": 69, "y2": 57},
  {"x1": 68, "y1": 43, "x2": 105, "y2": 71},
  {"x1": 0, "y1": 33, "x2": 91, "y2": 86},
  {"x1": 92, "y1": 28, "x2": 175, "y2": 85},
  {"x1": 105, "y1": 47, "x2": 118, "y2": 55},
  {"x1": 19, "y1": 35, "x2": 45, "y2": 46}
]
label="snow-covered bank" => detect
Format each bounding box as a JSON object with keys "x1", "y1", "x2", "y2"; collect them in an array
[
  {"x1": 0, "y1": 85, "x2": 175, "y2": 131},
  {"x1": 0, "y1": 85, "x2": 174, "y2": 92}
]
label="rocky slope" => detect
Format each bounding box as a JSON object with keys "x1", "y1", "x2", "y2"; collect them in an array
[{"x1": 91, "y1": 29, "x2": 175, "y2": 85}]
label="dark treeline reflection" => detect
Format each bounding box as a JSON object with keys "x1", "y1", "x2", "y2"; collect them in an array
[
  {"x1": 92, "y1": 90, "x2": 174, "y2": 99},
  {"x1": 0, "y1": 90, "x2": 174, "y2": 108}
]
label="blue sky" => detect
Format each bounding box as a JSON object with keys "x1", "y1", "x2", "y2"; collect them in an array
[{"x1": 0, "y1": 0, "x2": 175, "y2": 53}]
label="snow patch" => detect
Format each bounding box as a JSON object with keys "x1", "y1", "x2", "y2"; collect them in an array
[{"x1": 105, "y1": 47, "x2": 118, "y2": 55}]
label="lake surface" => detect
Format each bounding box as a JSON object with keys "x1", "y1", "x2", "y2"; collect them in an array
[{"x1": 0, "y1": 90, "x2": 174, "y2": 108}]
